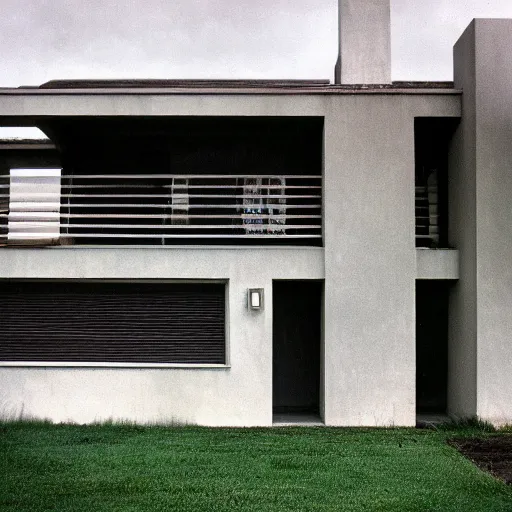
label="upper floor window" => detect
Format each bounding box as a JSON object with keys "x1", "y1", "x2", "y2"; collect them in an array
[{"x1": 415, "y1": 118, "x2": 458, "y2": 249}]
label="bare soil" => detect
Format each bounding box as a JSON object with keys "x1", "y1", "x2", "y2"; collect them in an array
[{"x1": 449, "y1": 436, "x2": 512, "y2": 485}]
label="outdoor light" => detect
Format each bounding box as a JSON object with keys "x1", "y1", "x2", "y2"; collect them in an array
[{"x1": 248, "y1": 288, "x2": 264, "y2": 311}]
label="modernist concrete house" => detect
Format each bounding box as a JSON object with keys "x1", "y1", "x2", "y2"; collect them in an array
[{"x1": 0, "y1": 1, "x2": 511, "y2": 427}]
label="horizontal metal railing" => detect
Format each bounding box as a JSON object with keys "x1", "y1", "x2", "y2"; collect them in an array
[
  {"x1": 415, "y1": 183, "x2": 439, "y2": 247},
  {"x1": 1, "y1": 172, "x2": 322, "y2": 245}
]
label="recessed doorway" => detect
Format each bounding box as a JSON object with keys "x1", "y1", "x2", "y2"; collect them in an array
[
  {"x1": 272, "y1": 280, "x2": 322, "y2": 424},
  {"x1": 416, "y1": 280, "x2": 451, "y2": 416}
]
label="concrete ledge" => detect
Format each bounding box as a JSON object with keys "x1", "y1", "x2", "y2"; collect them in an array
[
  {"x1": 416, "y1": 249, "x2": 459, "y2": 280},
  {"x1": 0, "y1": 247, "x2": 324, "y2": 280},
  {"x1": 0, "y1": 362, "x2": 231, "y2": 369}
]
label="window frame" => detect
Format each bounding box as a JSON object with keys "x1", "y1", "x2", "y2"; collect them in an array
[{"x1": 0, "y1": 279, "x2": 230, "y2": 369}]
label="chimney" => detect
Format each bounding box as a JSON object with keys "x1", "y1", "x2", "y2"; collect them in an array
[{"x1": 335, "y1": 0, "x2": 391, "y2": 84}]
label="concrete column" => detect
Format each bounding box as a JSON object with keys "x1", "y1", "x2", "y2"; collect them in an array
[
  {"x1": 447, "y1": 22, "x2": 478, "y2": 419},
  {"x1": 449, "y1": 19, "x2": 512, "y2": 425},
  {"x1": 323, "y1": 96, "x2": 416, "y2": 426},
  {"x1": 335, "y1": 0, "x2": 391, "y2": 84}
]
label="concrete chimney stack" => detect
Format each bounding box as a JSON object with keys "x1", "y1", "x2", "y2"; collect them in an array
[{"x1": 335, "y1": 0, "x2": 391, "y2": 84}]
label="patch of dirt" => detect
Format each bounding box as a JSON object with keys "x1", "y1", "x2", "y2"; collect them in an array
[{"x1": 449, "y1": 436, "x2": 512, "y2": 485}]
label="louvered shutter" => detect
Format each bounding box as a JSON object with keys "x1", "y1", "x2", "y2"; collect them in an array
[{"x1": 0, "y1": 282, "x2": 225, "y2": 364}]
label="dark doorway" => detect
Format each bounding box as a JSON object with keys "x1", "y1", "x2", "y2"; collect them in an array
[
  {"x1": 416, "y1": 281, "x2": 450, "y2": 414},
  {"x1": 273, "y1": 280, "x2": 322, "y2": 416}
]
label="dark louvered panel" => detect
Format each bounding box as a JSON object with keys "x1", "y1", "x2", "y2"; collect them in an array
[{"x1": 0, "y1": 282, "x2": 225, "y2": 364}]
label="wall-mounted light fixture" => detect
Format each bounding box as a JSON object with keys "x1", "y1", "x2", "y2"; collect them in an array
[{"x1": 248, "y1": 288, "x2": 264, "y2": 311}]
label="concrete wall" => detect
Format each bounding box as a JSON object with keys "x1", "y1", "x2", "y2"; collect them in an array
[
  {"x1": 474, "y1": 21, "x2": 512, "y2": 425},
  {"x1": 448, "y1": 23, "x2": 478, "y2": 418},
  {"x1": 0, "y1": 91, "x2": 461, "y2": 426},
  {"x1": 0, "y1": 247, "x2": 323, "y2": 426},
  {"x1": 324, "y1": 95, "x2": 415, "y2": 426},
  {"x1": 451, "y1": 20, "x2": 512, "y2": 424},
  {"x1": 416, "y1": 249, "x2": 459, "y2": 280}
]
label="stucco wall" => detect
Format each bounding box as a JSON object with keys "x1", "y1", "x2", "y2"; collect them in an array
[
  {"x1": 0, "y1": 247, "x2": 323, "y2": 426},
  {"x1": 449, "y1": 23, "x2": 478, "y2": 418},
  {"x1": 321, "y1": 94, "x2": 456, "y2": 426},
  {"x1": 324, "y1": 96, "x2": 414, "y2": 426},
  {"x1": 416, "y1": 249, "x2": 459, "y2": 280},
  {"x1": 472, "y1": 20, "x2": 512, "y2": 425},
  {"x1": 451, "y1": 20, "x2": 512, "y2": 425},
  {"x1": 0, "y1": 91, "x2": 461, "y2": 426}
]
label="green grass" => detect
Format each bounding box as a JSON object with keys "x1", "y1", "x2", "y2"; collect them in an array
[{"x1": 1, "y1": 423, "x2": 511, "y2": 511}]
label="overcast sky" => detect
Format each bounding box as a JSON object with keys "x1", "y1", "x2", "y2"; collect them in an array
[{"x1": 1, "y1": 0, "x2": 512, "y2": 87}]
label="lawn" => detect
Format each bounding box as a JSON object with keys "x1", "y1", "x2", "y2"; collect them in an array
[{"x1": 1, "y1": 422, "x2": 511, "y2": 512}]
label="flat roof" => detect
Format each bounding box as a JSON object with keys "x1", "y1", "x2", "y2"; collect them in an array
[
  {"x1": 37, "y1": 79, "x2": 333, "y2": 89},
  {"x1": 36, "y1": 79, "x2": 455, "y2": 90},
  {"x1": 0, "y1": 79, "x2": 459, "y2": 96}
]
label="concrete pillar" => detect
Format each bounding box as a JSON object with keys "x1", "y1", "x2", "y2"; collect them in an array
[
  {"x1": 449, "y1": 19, "x2": 512, "y2": 425},
  {"x1": 323, "y1": 96, "x2": 416, "y2": 426},
  {"x1": 335, "y1": 0, "x2": 391, "y2": 85}
]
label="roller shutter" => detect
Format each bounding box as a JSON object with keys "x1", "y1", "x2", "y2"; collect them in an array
[{"x1": 0, "y1": 281, "x2": 225, "y2": 364}]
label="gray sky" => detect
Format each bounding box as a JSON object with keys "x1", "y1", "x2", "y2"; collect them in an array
[{"x1": 1, "y1": 0, "x2": 512, "y2": 87}]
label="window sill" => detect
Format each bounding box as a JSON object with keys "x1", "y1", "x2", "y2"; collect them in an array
[{"x1": 0, "y1": 362, "x2": 231, "y2": 369}]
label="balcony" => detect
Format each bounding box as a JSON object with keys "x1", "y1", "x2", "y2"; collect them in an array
[{"x1": 1, "y1": 171, "x2": 322, "y2": 246}]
